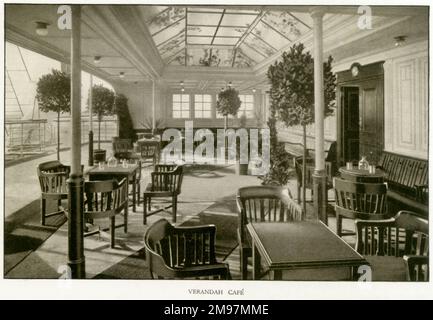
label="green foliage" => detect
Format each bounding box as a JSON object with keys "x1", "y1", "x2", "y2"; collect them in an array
[
  {"x1": 36, "y1": 69, "x2": 71, "y2": 114},
  {"x1": 216, "y1": 87, "x2": 241, "y2": 117},
  {"x1": 90, "y1": 85, "x2": 115, "y2": 121},
  {"x1": 267, "y1": 43, "x2": 336, "y2": 127},
  {"x1": 115, "y1": 94, "x2": 136, "y2": 141}
]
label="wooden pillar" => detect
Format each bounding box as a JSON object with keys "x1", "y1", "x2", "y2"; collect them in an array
[
  {"x1": 67, "y1": 4, "x2": 85, "y2": 279},
  {"x1": 311, "y1": 8, "x2": 328, "y2": 224},
  {"x1": 88, "y1": 74, "x2": 94, "y2": 166}
]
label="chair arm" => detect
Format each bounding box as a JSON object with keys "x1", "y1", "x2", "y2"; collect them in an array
[
  {"x1": 354, "y1": 218, "x2": 396, "y2": 229},
  {"x1": 403, "y1": 255, "x2": 429, "y2": 281},
  {"x1": 145, "y1": 247, "x2": 229, "y2": 279}
]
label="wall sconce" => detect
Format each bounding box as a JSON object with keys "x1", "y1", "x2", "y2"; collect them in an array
[
  {"x1": 252, "y1": 88, "x2": 256, "y2": 93},
  {"x1": 35, "y1": 21, "x2": 49, "y2": 36},
  {"x1": 394, "y1": 35, "x2": 407, "y2": 47},
  {"x1": 94, "y1": 56, "x2": 101, "y2": 64},
  {"x1": 228, "y1": 81, "x2": 232, "y2": 88},
  {"x1": 180, "y1": 81, "x2": 185, "y2": 92},
  {"x1": 119, "y1": 72, "x2": 125, "y2": 79}
]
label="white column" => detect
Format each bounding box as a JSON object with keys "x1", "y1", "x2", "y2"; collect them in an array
[
  {"x1": 152, "y1": 80, "x2": 156, "y2": 133},
  {"x1": 312, "y1": 9, "x2": 325, "y2": 172},
  {"x1": 71, "y1": 6, "x2": 82, "y2": 174},
  {"x1": 89, "y1": 74, "x2": 93, "y2": 131}
]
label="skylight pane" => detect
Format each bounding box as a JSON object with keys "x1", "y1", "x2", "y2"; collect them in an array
[
  {"x1": 262, "y1": 11, "x2": 308, "y2": 41},
  {"x1": 188, "y1": 37, "x2": 213, "y2": 44},
  {"x1": 233, "y1": 48, "x2": 255, "y2": 68},
  {"x1": 220, "y1": 14, "x2": 257, "y2": 27},
  {"x1": 238, "y1": 44, "x2": 262, "y2": 63},
  {"x1": 253, "y1": 21, "x2": 289, "y2": 50},
  {"x1": 153, "y1": 20, "x2": 185, "y2": 46},
  {"x1": 159, "y1": 33, "x2": 185, "y2": 57},
  {"x1": 244, "y1": 33, "x2": 276, "y2": 57},
  {"x1": 216, "y1": 26, "x2": 247, "y2": 37},
  {"x1": 188, "y1": 26, "x2": 217, "y2": 36},
  {"x1": 289, "y1": 12, "x2": 313, "y2": 29},
  {"x1": 188, "y1": 12, "x2": 222, "y2": 25},
  {"x1": 166, "y1": 50, "x2": 186, "y2": 65},
  {"x1": 187, "y1": 48, "x2": 230, "y2": 67},
  {"x1": 141, "y1": 6, "x2": 169, "y2": 23},
  {"x1": 225, "y1": 9, "x2": 260, "y2": 14},
  {"x1": 148, "y1": 7, "x2": 186, "y2": 35},
  {"x1": 188, "y1": 8, "x2": 224, "y2": 13},
  {"x1": 212, "y1": 37, "x2": 239, "y2": 45}
]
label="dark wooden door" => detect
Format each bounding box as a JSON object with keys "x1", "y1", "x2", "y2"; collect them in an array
[
  {"x1": 337, "y1": 62, "x2": 384, "y2": 166},
  {"x1": 358, "y1": 76, "x2": 384, "y2": 165},
  {"x1": 342, "y1": 87, "x2": 360, "y2": 162}
]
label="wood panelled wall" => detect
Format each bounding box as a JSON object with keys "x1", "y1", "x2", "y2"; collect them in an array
[{"x1": 384, "y1": 51, "x2": 428, "y2": 159}]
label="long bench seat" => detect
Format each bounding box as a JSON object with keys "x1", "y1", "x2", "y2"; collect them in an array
[{"x1": 378, "y1": 151, "x2": 428, "y2": 217}]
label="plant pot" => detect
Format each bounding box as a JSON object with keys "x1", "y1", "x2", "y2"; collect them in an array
[
  {"x1": 93, "y1": 149, "x2": 106, "y2": 163},
  {"x1": 237, "y1": 162, "x2": 249, "y2": 175}
]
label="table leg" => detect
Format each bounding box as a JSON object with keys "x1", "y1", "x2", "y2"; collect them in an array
[{"x1": 132, "y1": 173, "x2": 136, "y2": 212}]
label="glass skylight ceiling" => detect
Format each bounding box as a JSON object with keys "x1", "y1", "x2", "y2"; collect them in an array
[{"x1": 145, "y1": 6, "x2": 312, "y2": 68}]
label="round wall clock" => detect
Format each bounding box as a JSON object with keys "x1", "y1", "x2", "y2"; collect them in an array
[{"x1": 350, "y1": 63, "x2": 361, "y2": 77}]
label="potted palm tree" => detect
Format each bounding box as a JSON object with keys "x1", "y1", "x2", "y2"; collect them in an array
[{"x1": 89, "y1": 85, "x2": 115, "y2": 163}]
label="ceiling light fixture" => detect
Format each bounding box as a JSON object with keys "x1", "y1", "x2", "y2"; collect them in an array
[
  {"x1": 35, "y1": 21, "x2": 49, "y2": 36},
  {"x1": 228, "y1": 82, "x2": 232, "y2": 88},
  {"x1": 94, "y1": 56, "x2": 101, "y2": 64},
  {"x1": 180, "y1": 80, "x2": 185, "y2": 92},
  {"x1": 394, "y1": 35, "x2": 407, "y2": 47},
  {"x1": 119, "y1": 72, "x2": 125, "y2": 79},
  {"x1": 252, "y1": 88, "x2": 256, "y2": 93}
]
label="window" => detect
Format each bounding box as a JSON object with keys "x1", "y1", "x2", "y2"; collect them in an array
[
  {"x1": 238, "y1": 94, "x2": 254, "y2": 118},
  {"x1": 172, "y1": 94, "x2": 190, "y2": 118},
  {"x1": 194, "y1": 94, "x2": 212, "y2": 118}
]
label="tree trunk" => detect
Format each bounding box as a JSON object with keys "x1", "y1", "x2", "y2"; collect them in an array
[
  {"x1": 98, "y1": 118, "x2": 101, "y2": 150},
  {"x1": 302, "y1": 124, "x2": 307, "y2": 217},
  {"x1": 57, "y1": 111, "x2": 60, "y2": 160}
]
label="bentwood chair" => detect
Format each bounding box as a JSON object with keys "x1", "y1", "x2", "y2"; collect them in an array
[
  {"x1": 333, "y1": 177, "x2": 389, "y2": 237},
  {"x1": 144, "y1": 218, "x2": 230, "y2": 279},
  {"x1": 83, "y1": 178, "x2": 128, "y2": 248},
  {"x1": 37, "y1": 161, "x2": 71, "y2": 225},
  {"x1": 142, "y1": 165, "x2": 183, "y2": 224},
  {"x1": 236, "y1": 186, "x2": 304, "y2": 280},
  {"x1": 355, "y1": 211, "x2": 428, "y2": 281}
]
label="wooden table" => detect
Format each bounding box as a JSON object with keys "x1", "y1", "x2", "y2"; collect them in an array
[
  {"x1": 87, "y1": 163, "x2": 140, "y2": 213},
  {"x1": 246, "y1": 221, "x2": 368, "y2": 280},
  {"x1": 339, "y1": 166, "x2": 386, "y2": 183}
]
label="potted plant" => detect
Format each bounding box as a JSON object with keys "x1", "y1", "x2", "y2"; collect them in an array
[
  {"x1": 115, "y1": 93, "x2": 136, "y2": 142},
  {"x1": 36, "y1": 69, "x2": 71, "y2": 160},
  {"x1": 89, "y1": 84, "x2": 115, "y2": 162},
  {"x1": 267, "y1": 43, "x2": 336, "y2": 213},
  {"x1": 216, "y1": 87, "x2": 241, "y2": 130}
]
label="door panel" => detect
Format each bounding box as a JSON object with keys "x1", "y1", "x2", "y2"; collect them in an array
[
  {"x1": 343, "y1": 87, "x2": 359, "y2": 162},
  {"x1": 358, "y1": 77, "x2": 384, "y2": 165}
]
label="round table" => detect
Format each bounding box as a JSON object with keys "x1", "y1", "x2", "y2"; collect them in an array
[{"x1": 338, "y1": 166, "x2": 386, "y2": 183}]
